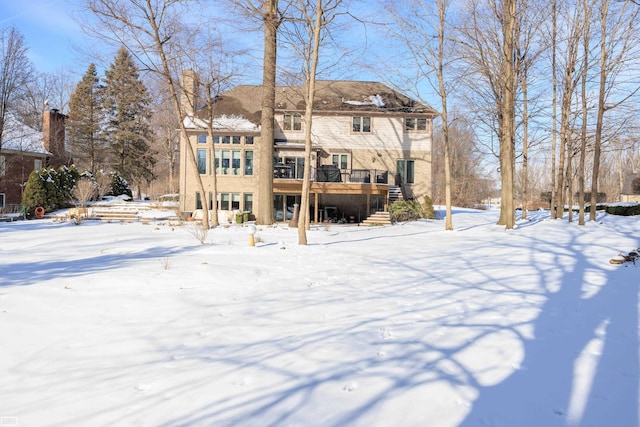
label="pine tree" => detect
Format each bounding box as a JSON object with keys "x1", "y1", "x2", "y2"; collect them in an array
[
  {"x1": 103, "y1": 47, "x2": 155, "y2": 194},
  {"x1": 21, "y1": 170, "x2": 47, "y2": 216},
  {"x1": 67, "y1": 64, "x2": 105, "y2": 176}
]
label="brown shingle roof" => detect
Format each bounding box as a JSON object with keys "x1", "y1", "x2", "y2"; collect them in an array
[{"x1": 201, "y1": 81, "x2": 437, "y2": 123}]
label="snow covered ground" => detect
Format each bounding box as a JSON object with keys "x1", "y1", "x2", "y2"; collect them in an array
[{"x1": 1, "y1": 208, "x2": 638, "y2": 427}]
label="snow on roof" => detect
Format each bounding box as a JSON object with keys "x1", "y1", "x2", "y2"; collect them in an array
[
  {"x1": 343, "y1": 94, "x2": 385, "y2": 108},
  {"x1": 183, "y1": 114, "x2": 259, "y2": 132},
  {"x1": 1, "y1": 113, "x2": 48, "y2": 155}
]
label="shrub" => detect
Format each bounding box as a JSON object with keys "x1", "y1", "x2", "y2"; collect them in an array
[
  {"x1": 390, "y1": 200, "x2": 425, "y2": 222},
  {"x1": 423, "y1": 195, "x2": 435, "y2": 219},
  {"x1": 21, "y1": 170, "x2": 48, "y2": 217},
  {"x1": 605, "y1": 204, "x2": 640, "y2": 216},
  {"x1": 108, "y1": 172, "x2": 133, "y2": 198}
]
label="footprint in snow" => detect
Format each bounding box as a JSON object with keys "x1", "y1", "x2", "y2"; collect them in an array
[{"x1": 343, "y1": 382, "x2": 358, "y2": 392}]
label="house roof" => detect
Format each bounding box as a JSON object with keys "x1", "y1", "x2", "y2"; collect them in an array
[
  {"x1": 1, "y1": 113, "x2": 49, "y2": 155},
  {"x1": 186, "y1": 80, "x2": 437, "y2": 130}
]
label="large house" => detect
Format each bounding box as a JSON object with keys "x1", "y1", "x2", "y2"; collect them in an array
[
  {"x1": 179, "y1": 79, "x2": 437, "y2": 223},
  {"x1": 0, "y1": 110, "x2": 67, "y2": 213}
]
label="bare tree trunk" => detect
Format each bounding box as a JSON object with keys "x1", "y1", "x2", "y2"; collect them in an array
[
  {"x1": 497, "y1": 0, "x2": 517, "y2": 229},
  {"x1": 590, "y1": 0, "x2": 609, "y2": 221},
  {"x1": 550, "y1": 0, "x2": 558, "y2": 218},
  {"x1": 578, "y1": 0, "x2": 593, "y2": 225},
  {"x1": 257, "y1": 0, "x2": 279, "y2": 225},
  {"x1": 298, "y1": 0, "x2": 324, "y2": 245},
  {"x1": 437, "y1": 0, "x2": 453, "y2": 231}
]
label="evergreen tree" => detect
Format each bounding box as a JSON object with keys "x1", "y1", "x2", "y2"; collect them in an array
[
  {"x1": 103, "y1": 47, "x2": 155, "y2": 193},
  {"x1": 67, "y1": 64, "x2": 105, "y2": 175},
  {"x1": 21, "y1": 170, "x2": 47, "y2": 216}
]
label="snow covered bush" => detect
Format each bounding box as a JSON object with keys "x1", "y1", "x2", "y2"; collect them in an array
[
  {"x1": 22, "y1": 166, "x2": 80, "y2": 216},
  {"x1": 107, "y1": 172, "x2": 133, "y2": 199}
]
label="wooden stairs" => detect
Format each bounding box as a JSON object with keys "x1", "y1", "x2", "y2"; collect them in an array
[
  {"x1": 362, "y1": 211, "x2": 392, "y2": 226},
  {"x1": 388, "y1": 185, "x2": 403, "y2": 204}
]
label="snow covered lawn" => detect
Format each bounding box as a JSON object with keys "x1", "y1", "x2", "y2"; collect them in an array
[{"x1": 1, "y1": 209, "x2": 638, "y2": 426}]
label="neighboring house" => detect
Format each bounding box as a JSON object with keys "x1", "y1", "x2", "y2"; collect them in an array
[
  {"x1": 0, "y1": 109, "x2": 67, "y2": 212},
  {"x1": 621, "y1": 172, "x2": 640, "y2": 203},
  {"x1": 179, "y1": 79, "x2": 437, "y2": 223}
]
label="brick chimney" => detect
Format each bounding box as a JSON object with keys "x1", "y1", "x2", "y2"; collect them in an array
[{"x1": 43, "y1": 109, "x2": 67, "y2": 168}]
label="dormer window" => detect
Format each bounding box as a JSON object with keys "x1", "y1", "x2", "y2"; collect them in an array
[
  {"x1": 352, "y1": 116, "x2": 371, "y2": 133},
  {"x1": 283, "y1": 113, "x2": 302, "y2": 131}
]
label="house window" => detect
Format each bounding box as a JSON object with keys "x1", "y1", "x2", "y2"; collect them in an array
[
  {"x1": 221, "y1": 136, "x2": 230, "y2": 144},
  {"x1": 0, "y1": 193, "x2": 4, "y2": 209},
  {"x1": 197, "y1": 149, "x2": 207, "y2": 174},
  {"x1": 405, "y1": 117, "x2": 427, "y2": 131},
  {"x1": 214, "y1": 136, "x2": 220, "y2": 144},
  {"x1": 352, "y1": 116, "x2": 371, "y2": 133},
  {"x1": 232, "y1": 136, "x2": 241, "y2": 144},
  {"x1": 196, "y1": 192, "x2": 202, "y2": 210},
  {"x1": 232, "y1": 150, "x2": 241, "y2": 175},
  {"x1": 332, "y1": 154, "x2": 349, "y2": 170},
  {"x1": 232, "y1": 193, "x2": 241, "y2": 210},
  {"x1": 34, "y1": 159, "x2": 42, "y2": 171},
  {"x1": 244, "y1": 193, "x2": 253, "y2": 212},
  {"x1": 397, "y1": 159, "x2": 415, "y2": 184},
  {"x1": 220, "y1": 193, "x2": 230, "y2": 210},
  {"x1": 221, "y1": 150, "x2": 230, "y2": 174},
  {"x1": 197, "y1": 134, "x2": 207, "y2": 144},
  {"x1": 283, "y1": 113, "x2": 302, "y2": 131},
  {"x1": 245, "y1": 151, "x2": 254, "y2": 175},
  {"x1": 0, "y1": 156, "x2": 5, "y2": 177},
  {"x1": 245, "y1": 136, "x2": 254, "y2": 145}
]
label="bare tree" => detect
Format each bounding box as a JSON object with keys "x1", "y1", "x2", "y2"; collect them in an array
[
  {"x1": 458, "y1": 0, "x2": 518, "y2": 229},
  {"x1": 72, "y1": 177, "x2": 97, "y2": 223},
  {"x1": 589, "y1": 0, "x2": 640, "y2": 221},
  {"x1": 83, "y1": 0, "x2": 214, "y2": 230},
  {"x1": 230, "y1": 0, "x2": 286, "y2": 225},
  {"x1": 0, "y1": 26, "x2": 33, "y2": 154},
  {"x1": 385, "y1": 0, "x2": 456, "y2": 230}
]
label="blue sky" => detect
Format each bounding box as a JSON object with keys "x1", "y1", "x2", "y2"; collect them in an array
[{"x1": 0, "y1": 0, "x2": 89, "y2": 74}]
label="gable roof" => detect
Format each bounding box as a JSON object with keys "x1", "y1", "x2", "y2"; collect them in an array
[
  {"x1": 187, "y1": 80, "x2": 437, "y2": 130},
  {"x1": 1, "y1": 113, "x2": 49, "y2": 155}
]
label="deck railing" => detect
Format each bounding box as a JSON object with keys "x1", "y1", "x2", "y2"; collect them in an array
[{"x1": 274, "y1": 164, "x2": 389, "y2": 184}]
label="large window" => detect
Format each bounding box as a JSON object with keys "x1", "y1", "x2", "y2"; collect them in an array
[
  {"x1": 245, "y1": 136, "x2": 254, "y2": 145},
  {"x1": 283, "y1": 113, "x2": 302, "y2": 131},
  {"x1": 197, "y1": 149, "x2": 207, "y2": 174},
  {"x1": 332, "y1": 154, "x2": 349, "y2": 170},
  {"x1": 352, "y1": 116, "x2": 371, "y2": 133},
  {"x1": 397, "y1": 159, "x2": 415, "y2": 184},
  {"x1": 197, "y1": 134, "x2": 207, "y2": 144},
  {"x1": 245, "y1": 151, "x2": 254, "y2": 175},
  {"x1": 217, "y1": 192, "x2": 241, "y2": 210},
  {"x1": 405, "y1": 117, "x2": 427, "y2": 131}
]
